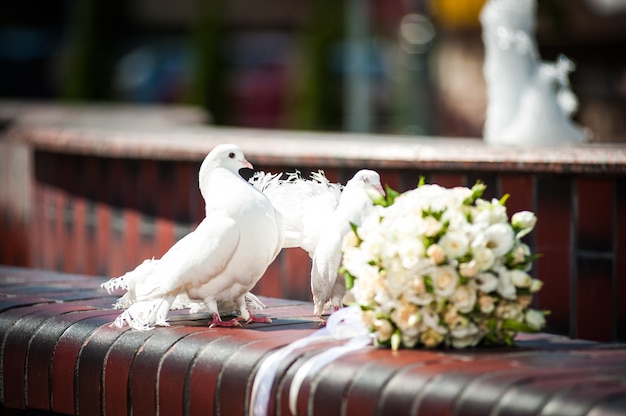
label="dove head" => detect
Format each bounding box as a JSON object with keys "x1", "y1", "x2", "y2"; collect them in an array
[
  {"x1": 199, "y1": 144, "x2": 253, "y2": 191},
  {"x1": 347, "y1": 169, "x2": 385, "y2": 197}
]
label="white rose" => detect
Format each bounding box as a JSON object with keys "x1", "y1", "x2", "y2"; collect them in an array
[
  {"x1": 390, "y1": 303, "x2": 420, "y2": 332},
  {"x1": 374, "y1": 318, "x2": 394, "y2": 342},
  {"x1": 374, "y1": 290, "x2": 397, "y2": 315},
  {"x1": 395, "y1": 215, "x2": 422, "y2": 239},
  {"x1": 443, "y1": 306, "x2": 462, "y2": 328},
  {"x1": 342, "y1": 231, "x2": 360, "y2": 251},
  {"x1": 420, "y1": 327, "x2": 445, "y2": 348},
  {"x1": 525, "y1": 309, "x2": 546, "y2": 331},
  {"x1": 361, "y1": 310, "x2": 377, "y2": 330},
  {"x1": 512, "y1": 211, "x2": 537, "y2": 238},
  {"x1": 442, "y1": 209, "x2": 469, "y2": 231},
  {"x1": 451, "y1": 186, "x2": 473, "y2": 204},
  {"x1": 474, "y1": 198, "x2": 508, "y2": 226},
  {"x1": 342, "y1": 247, "x2": 372, "y2": 279},
  {"x1": 459, "y1": 260, "x2": 479, "y2": 278},
  {"x1": 405, "y1": 276, "x2": 435, "y2": 306},
  {"x1": 450, "y1": 323, "x2": 481, "y2": 348},
  {"x1": 484, "y1": 223, "x2": 515, "y2": 257},
  {"x1": 402, "y1": 333, "x2": 420, "y2": 348},
  {"x1": 359, "y1": 236, "x2": 384, "y2": 260},
  {"x1": 510, "y1": 270, "x2": 532, "y2": 288},
  {"x1": 496, "y1": 301, "x2": 523, "y2": 321},
  {"x1": 439, "y1": 230, "x2": 469, "y2": 259},
  {"x1": 357, "y1": 212, "x2": 384, "y2": 241},
  {"x1": 385, "y1": 269, "x2": 412, "y2": 297},
  {"x1": 351, "y1": 265, "x2": 383, "y2": 302},
  {"x1": 509, "y1": 243, "x2": 531, "y2": 266},
  {"x1": 431, "y1": 265, "x2": 460, "y2": 298},
  {"x1": 421, "y1": 216, "x2": 443, "y2": 237},
  {"x1": 397, "y1": 238, "x2": 426, "y2": 269},
  {"x1": 472, "y1": 245, "x2": 496, "y2": 271},
  {"x1": 426, "y1": 244, "x2": 446, "y2": 265},
  {"x1": 473, "y1": 272, "x2": 498, "y2": 293},
  {"x1": 478, "y1": 294, "x2": 496, "y2": 314},
  {"x1": 450, "y1": 285, "x2": 477, "y2": 313},
  {"x1": 496, "y1": 270, "x2": 517, "y2": 300},
  {"x1": 530, "y1": 279, "x2": 543, "y2": 293}
]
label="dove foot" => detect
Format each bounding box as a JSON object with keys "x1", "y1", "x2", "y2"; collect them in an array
[
  {"x1": 209, "y1": 313, "x2": 243, "y2": 328},
  {"x1": 246, "y1": 314, "x2": 272, "y2": 324}
]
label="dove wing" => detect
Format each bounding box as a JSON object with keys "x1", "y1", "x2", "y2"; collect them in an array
[{"x1": 134, "y1": 213, "x2": 240, "y2": 301}]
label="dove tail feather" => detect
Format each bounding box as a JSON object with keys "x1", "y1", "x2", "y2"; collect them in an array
[
  {"x1": 245, "y1": 292, "x2": 266, "y2": 310},
  {"x1": 100, "y1": 276, "x2": 129, "y2": 293},
  {"x1": 101, "y1": 258, "x2": 158, "y2": 294},
  {"x1": 249, "y1": 170, "x2": 342, "y2": 255},
  {"x1": 248, "y1": 171, "x2": 283, "y2": 192},
  {"x1": 112, "y1": 293, "x2": 133, "y2": 310},
  {"x1": 111, "y1": 296, "x2": 173, "y2": 330}
]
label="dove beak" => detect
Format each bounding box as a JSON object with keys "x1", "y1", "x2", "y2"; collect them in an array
[
  {"x1": 241, "y1": 158, "x2": 253, "y2": 170},
  {"x1": 374, "y1": 184, "x2": 386, "y2": 196}
]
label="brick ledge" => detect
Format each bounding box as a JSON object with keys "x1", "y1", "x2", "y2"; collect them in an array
[
  {"x1": 3, "y1": 101, "x2": 625, "y2": 174},
  {"x1": 1, "y1": 266, "x2": 626, "y2": 415}
]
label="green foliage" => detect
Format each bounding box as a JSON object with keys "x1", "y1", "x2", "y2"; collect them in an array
[
  {"x1": 373, "y1": 185, "x2": 400, "y2": 208},
  {"x1": 464, "y1": 181, "x2": 486, "y2": 205},
  {"x1": 344, "y1": 270, "x2": 355, "y2": 290}
]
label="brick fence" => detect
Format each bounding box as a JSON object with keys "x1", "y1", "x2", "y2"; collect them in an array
[
  {"x1": 1, "y1": 102, "x2": 626, "y2": 344},
  {"x1": 1, "y1": 266, "x2": 626, "y2": 415}
]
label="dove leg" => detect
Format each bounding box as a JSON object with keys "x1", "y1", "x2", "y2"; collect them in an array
[
  {"x1": 236, "y1": 295, "x2": 271, "y2": 324},
  {"x1": 246, "y1": 312, "x2": 272, "y2": 324},
  {"x1": 205, "y1": 298, "x2": 243, "y2": 328},
  {"x1": 209, "y1": 312, "x2": 243, "y2": 328}
]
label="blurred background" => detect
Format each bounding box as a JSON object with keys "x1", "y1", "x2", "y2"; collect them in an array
[{"x1": 1, "y1": 0, "x2": 625, "y2": 141}]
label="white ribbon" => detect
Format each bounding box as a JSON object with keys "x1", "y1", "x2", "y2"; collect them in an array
[{"x1": 249, "y1": 306, "x2": 371, "y2": 416}]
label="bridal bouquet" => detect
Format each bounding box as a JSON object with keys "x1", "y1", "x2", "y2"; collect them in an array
[{"x1": 341, "y1": 180, "x2": 546, "y2": 350}]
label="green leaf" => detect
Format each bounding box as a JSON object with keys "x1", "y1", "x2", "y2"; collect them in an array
[
  {"x1": 391, "y1": 329, "x2": 402, "y2": 351},
  {"x1": 423, "y1": 275, "x2": 435, "y2": 294},
  {"x1": 499, "y1": 193, "x2": 510, "y2": 206},
  {"x1": 344, "y1": 271, "x2": 355, "y2": 290},
  {"x1": 501, "y1": 319, "x2": 537, "y2": 333},
  {"x1": 348, "y1": 222, "x2": 363, "y2": 245},
  {"x1": 464, "y1": 181, "x2": 486, "y2": 205},
  {"x1": 417, "y1": 176, "x2": 426, "y2": 188},
  {"x1": 384, "y1": 185, "x2": 400, "y2": 207}
]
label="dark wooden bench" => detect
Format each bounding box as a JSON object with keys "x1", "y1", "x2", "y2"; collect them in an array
[{"x1": 1, "y1": 265, "x2": 626, "y2": 415}]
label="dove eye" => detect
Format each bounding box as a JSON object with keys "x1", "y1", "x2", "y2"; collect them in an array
[{"x1": 228, "y1": 152, "x2": 235, "y2": 159}]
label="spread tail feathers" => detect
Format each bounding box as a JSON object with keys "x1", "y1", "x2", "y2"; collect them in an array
[
  {"x1": 249, "y1": 170, "x2": 342, "y2": 253},
  {"x1": 101, "y1": 258, "x2": 158, "y2": 296},
  {"x1": 111, "y1": 296, "x2": 173, "y2": 330}
]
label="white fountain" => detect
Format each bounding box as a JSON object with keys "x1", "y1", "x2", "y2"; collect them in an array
[{"x1": 480, "y1": 0, "x2": 588, "y2": 146}]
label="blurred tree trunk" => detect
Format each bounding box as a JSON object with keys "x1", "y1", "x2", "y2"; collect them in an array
[
  {"x1": 61, "y1": 0, "x2": 125, "y2": 101},
  {"x1": 184, "y1": 0, "x2": 226, "y2": 125},
  {"x1": 287, "y1": 0, "x2": 345, "y2": 131}
]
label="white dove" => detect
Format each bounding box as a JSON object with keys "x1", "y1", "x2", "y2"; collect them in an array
[
  {"x1": 250, "y1": 169, "x2": 384, "y2": 316},
  {"x1": 101, "y1": 144, "x2": 284, "y2": 329},
  {"x1": 309, "y1": 170, "x2": 384, "y2": 315}
]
